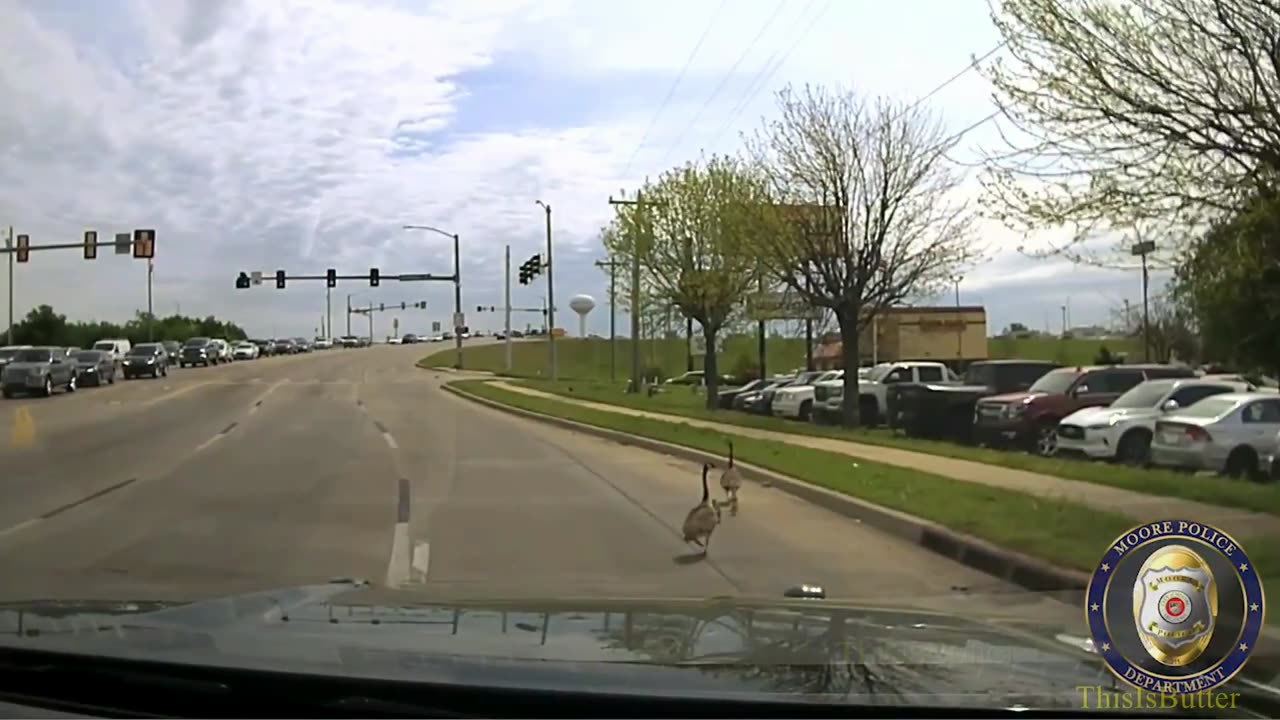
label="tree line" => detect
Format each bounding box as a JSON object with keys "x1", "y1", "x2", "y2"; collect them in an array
[
  {"x1": 602, "y1": 0, "x2": 1280, "y2": 424},
  {"x1": 5, "y1": 305, "x2": 248, "y2": 349}
]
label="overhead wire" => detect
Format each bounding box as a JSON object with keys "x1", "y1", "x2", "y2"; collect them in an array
[
  {"x1": 703, "y1": 0, "x2": 832, "y2": 151},
  {"x1": 620, "y1": 0, "x2": 731, "y2": 179},
  {"x1": 654, "y1": 0, "x2": 790, "y2": 169}
]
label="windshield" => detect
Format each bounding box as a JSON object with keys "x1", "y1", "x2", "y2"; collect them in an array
[
  {"x1": 129, "y1": 345, "x2": 160, "y2": 355},
  {"x1": 184, "y1": 338, "x2": 210, "y2": 347},
  {"x1": 1175, "y1": 396, "x2": 1240, "y2": 419},
  {"x1": 13, "y1": 349, "x2": 52, "y2": 363},
  {"x1": 0, "y1": 349, "x2": 20, "y2": 361},
  {"x1": 1027, "y1": 370, "x2": 1079, "y2": 395},
  {"x1": 73, "y1": 351, "x2": 101, "y2": 362},
  {"x1": 1110, "y1": 380, "x2": 1175, "y2": 409},
  {"x1": 92, "y1": 342, "x2": 116, "y2": 351}
]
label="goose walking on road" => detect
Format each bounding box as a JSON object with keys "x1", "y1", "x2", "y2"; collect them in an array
[
  {"x1": 720, "y1": 440, "x2": 742, "y2": 508},
  {"x1": 682, "y1": 463, "x2": 720, "y2": 554}
]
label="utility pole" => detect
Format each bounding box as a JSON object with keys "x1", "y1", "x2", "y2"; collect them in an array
[
  {"x1": 325, "y1": 285, "x2": 332, "y2": 340},
  {"x1": 367, "y1": 303, "x2": 374, "y2": 342},
  {"x1": 7, "y1": 226, "x2": 14, "y2": 345},
  {"x1": 756, "y1": 274, "x2": 766, "y2": 380},
  {"x1": 147, "y1": 258, "x2": 154, "y2": 341},
  {"x1": 536, "y1": 201, "x2": 557, "y2": 380},
  {"x1": 595, "y1": 258, "x2": 619, "y2": 382},
  {"x1": 504, "y1": 244, "x2": 512, "y2": 373},
  {"x1": 346, "y1": 294, "x2": 354, "y2": 337},
  {"x1": 804, "y1": 276, "x2": 814, "y2": 371},
  {"x1": 1131, "y1": 239, "x2": 1155, "y2": 362},
  {"x1": 608, "y1": 191, "x2": 656, "y2": 393}
]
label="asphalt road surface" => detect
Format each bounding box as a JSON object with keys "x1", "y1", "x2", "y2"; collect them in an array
[{"x1": 0, "y1": 344, "x2": 1077, "y2": 628}]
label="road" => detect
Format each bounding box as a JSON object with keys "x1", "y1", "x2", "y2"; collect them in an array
[{"x1": 0, "y1": 344, "x2": 1076, "y2": 627}]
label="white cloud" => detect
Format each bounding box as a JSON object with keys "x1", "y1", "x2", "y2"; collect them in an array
[{"x1": 0, "y1": 0, "x2": 1136, "y2": 341}]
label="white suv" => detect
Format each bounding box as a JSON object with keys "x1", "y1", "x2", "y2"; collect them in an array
[{"x1": 772, "y1": 370, "x2": 844, "y2": 421}]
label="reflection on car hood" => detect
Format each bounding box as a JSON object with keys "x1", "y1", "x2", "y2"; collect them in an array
[
  {"x1": 1062, "y1": 406, "x2": 1154, "y2": 425},
  {"x1": 0, "y1": 580, "x2": 1256, "y2": 713},
  {"x1": 2, "y1": 361, "x2": 49, "y2": 371},
  {"x1": 982, "y1": 392, "x2": 1040, "y2": 404}
]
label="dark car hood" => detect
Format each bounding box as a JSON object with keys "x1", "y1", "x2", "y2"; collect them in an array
[
  {"x1": 1, "y1": 581, "x2": 1269, "y2": 713},
  {"x1": 73, "y1": 360, "x2": 103, "y2": 368}
]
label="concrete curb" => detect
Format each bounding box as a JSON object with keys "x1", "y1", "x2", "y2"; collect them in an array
[{"x1": 443, "y1": 382, "x2": 1093, "y2": 601}]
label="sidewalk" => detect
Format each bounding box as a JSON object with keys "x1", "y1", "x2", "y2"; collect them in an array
[{"x1": 491, "y1": 381, "x2": 1280, "y2": 539}]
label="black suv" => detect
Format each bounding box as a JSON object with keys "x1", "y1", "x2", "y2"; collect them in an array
[{"x1": 122, "y1": 343, "x2": 170, "y2": 379}]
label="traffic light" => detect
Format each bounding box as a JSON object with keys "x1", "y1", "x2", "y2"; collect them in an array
[
  {"x1": 519, "y1": 254, "x2": 541, "y2": 285},
  {"x1": 132, "y1": 229, "x2": 155, "y2": 259},
  {"x1": 84, "y1": 230, "x2": 98, "y2": 260},
  {"x1": 276, "y1": 270, "x2": 286, "y2": 289},
  {"x1": 235, "y1": 272, "x2": 251, "y2": 290},
  {"x1": 370, "y1": 268, "x2": 380, "y2": 287},
  {"x1": 15, "y1": 234, "x2": 29, "y2": 263},
  {"x1": 327, "y1": 268, "x2": 337, "y2": 288},
  {"x1": 401, "y1": 302, "x2": 406, "y2": 310},
  {"x1": 379, "y1": 303, "x2": 385, "y2": 312}
]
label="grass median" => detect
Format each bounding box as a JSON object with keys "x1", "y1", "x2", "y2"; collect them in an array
[
  {"x1": 454, "y1": 378, "x2": 1280, "y2": 626},
  {"x1": 510, "y1": 379, "x2": 1280, "y2": 517}
]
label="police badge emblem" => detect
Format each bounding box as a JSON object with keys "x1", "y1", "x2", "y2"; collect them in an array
[{"x1": 1087, "y1": 520, "x2": 1266, "y2": 695}]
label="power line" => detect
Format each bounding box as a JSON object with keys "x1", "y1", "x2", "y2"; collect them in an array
[
  {"x1": 704, "y1": 0, "x2": 832, "y2": 151},
  {"x1": 620, "y1": 0, "x2": 730, "y2": 179},
  {"x1": 655, "y1": 0, "x2": 789, "y2": 168}
]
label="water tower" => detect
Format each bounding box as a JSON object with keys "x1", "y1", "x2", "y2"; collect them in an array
[{"x1": 569, "y1": 294, "x2": 596, "y2": 337}]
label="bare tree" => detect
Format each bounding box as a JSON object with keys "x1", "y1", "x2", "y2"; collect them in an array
[
  {"x1": 981, "y1": 0, "x2": 1280, "y2": 266},
  {"x1": 1109, "y1": 288, "x2": 1201, "y2": 364},
  {"x1": 747, "y1": 84, "x2": 978, "y2": 426}
]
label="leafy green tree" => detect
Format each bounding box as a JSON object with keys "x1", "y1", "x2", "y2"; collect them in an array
[
  {"x1": 611, "y1": 156, "x2": 772, "y2": 408},
  {"x1": 10, "y1": 307, "x2": 247, "y2": 347},
  {"x1": 1173, "y1": 195, "x2": 1280, "y2": 376},
  {"x1": 980, "y1": 0, "x2": 1280, "y2": 264}
]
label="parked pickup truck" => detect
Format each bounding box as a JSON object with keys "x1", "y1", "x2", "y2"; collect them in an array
[
  {"x1": 814, "y1": 361, "x2": 954, "y2": 426},
  {"x1": 887, "y1": 359, "x2": 1061, "y2": 443}
]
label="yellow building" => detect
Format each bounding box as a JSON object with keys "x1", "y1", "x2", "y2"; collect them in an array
[{"x1": 814, "y1": 306, "x2": 989, "y2": 368}]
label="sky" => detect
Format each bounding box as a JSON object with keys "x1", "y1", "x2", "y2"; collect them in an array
[{"x1": 0, "y1": 0, "x2": 1163, "y2": 341}]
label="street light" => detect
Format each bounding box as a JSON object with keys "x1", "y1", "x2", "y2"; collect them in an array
[
  {"x1": 535, "y1": 200, "x2": 556, "y2": 381},
  {"x1": 403, "y1": 224, "x2": 463, "y2": 370}
]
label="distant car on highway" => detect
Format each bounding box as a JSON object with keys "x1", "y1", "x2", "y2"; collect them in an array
[
  {"x1": 402, "y1": 334, "x2": 420, "y2": 344},
  {"x1": 1, "y1": 346, "x2": 78, "y2": 398},
  {"x1": 313, "y1": 337, "x2": 333, "y2": 350},
  {"x1": 72, "y1": 349, "x2": 116, "y2": 386},
  {"x1": 0, "y1": 345, "x2": 32, "y2": 373},
  {"x1": 160, "y1": 340, "x2": 181, "y2": 365},
  {"x1": 91, "y1": 338, "x2": 131, "y2": 367},
  {"x1": 272, "y1": 338, "x2": 296, "y2": 355},
  {"x1": 180, "y1": 337, "x2": 220, "y2": 367},
  {"x1": 293, "y1": 337, "x2": 313, "y2": 353},
  {"x1": 122, "y1": 343, "x2": 170, "y2": 379},
  {"x1": 233, "y1": 341, "x2": 259, "y2": 360}
]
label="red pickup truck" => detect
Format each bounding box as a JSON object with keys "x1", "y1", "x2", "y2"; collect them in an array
[{"x1": 973, "y1": 364, "x2": 1197, "y2": 456}]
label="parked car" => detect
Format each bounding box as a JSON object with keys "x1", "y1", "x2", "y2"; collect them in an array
[
  {"x1": 716, "y1": 379, "x2": 768, "y2": 409},
  {"x1": 1150, "y1": 393, "x2": 1280, "y2": 480},
  {"x1": 250, "y1": 339, "x2": 275, "y2": 357},
  {"x1": 233, "y1": 341, "x2": 260, "y2": 360},
  {"x1": 122, "y1": 343, "x2": 170, "y2": 379},
  {"x1": 747, "y1": 372, "x2": 824, "y2": 416},
  {"x1": 848, "y1": 361, "x2": 955, "y2": 426},
  {"x1": 974, "y1": 364, "x2": 1198, "y2": 456},
  {"x1": 72, "y1": 349, "x2": 116, "y2": 386},
  {"x1": 888, "y1": 360, "x2": 1062, "y2": 442},
  {"x1": 1056, "y1": 378, "x2": 1253, "y2": 465},
  {"x1": 773, "y1": 370, "x2": 844, "y2": 421},
  {"x1": 1, "y1": 346, "x2": 78, "y2": 398},
  {"x1": 1263, "y1": 429, "x2": 1280, "y2": 482},
  {"x1": 180, "y1": 337, "x2": 220, "y2": 367}
]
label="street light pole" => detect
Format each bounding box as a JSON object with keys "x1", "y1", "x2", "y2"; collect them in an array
[
  {"x1": 536, "y1": 201, "x2": 557, "y2": 381},
  {"x1": 453, "y1": 232, "x2": 462, "y2": 370},
  {"x1": 346, "y1": 294, "x2": 354, "y2": 337},
  {"x1": 504, "y1": 244, "x2": 512, "y2": 373}
]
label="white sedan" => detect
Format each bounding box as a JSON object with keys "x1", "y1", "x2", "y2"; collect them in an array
[{"x1": 232, "y1": 342, "x2": 260, "y2": 360}]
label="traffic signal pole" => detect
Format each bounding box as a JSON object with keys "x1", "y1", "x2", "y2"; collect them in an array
[
  {"x1": 537, "y1": 202, "x2": 557, "y2": 381},
  {"x1": 505, "y1": 244, "x2": 512, "y2": 373}
]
